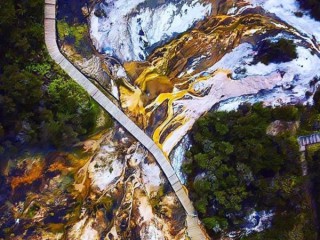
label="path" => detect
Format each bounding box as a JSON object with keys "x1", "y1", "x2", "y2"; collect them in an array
[
  {"x1": 298, "y1": 133, "x2": 320, "y2": 152},
  {"x1": 297, "y1": 134, "x2": 320, "y2": 237},
  {"x1": 298, "y1": 133, "x2": 320, "y2": 176},
  {"x1": 44, "y1": 1, "x2": 207, "y2": 239}
]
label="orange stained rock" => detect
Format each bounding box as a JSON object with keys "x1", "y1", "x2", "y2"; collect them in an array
[
  {"x1": 123, "y1": 61, "x2": 151, "y2": 80},
  {"x1": 120, "y1": 85, "x2": 147, "y2": 125},
  {"x1": 47, "y1": 223, "x2": 65, "y2": 232},
  {"x1": 145, "y1": 77, "x2": 173, "y2": 100},
  {"x1": 48, "y1": 162, "x2": 68, "y2": 173},
  {"x1": 11, "y1": 160, "x2": 44, "y2": 190}
]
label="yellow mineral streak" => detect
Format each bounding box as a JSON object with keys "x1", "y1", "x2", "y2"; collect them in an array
[
  {"x1": 151, "y1": 90, "x2": 188, "y2": 145},
  {"x1": 11, "y1": 158, "x2": 44, "y2": 191},
  {"x1": 119, "y1": 11, "x2": 300, "y2": 153},
  {"x1": 123, "y1": 61, "x2": 151, "y2": 80}
]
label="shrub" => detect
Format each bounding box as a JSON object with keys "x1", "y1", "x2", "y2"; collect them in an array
[{"x1": 254, "y1": 39, "x2": 298, "y2": 65}]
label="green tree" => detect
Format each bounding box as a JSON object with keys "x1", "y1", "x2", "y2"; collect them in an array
[{"x1": 183, "y1": 103, "x2": 307, "y2": 238}]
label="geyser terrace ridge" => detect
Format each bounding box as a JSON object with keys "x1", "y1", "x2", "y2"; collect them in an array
[
  {"x1": 89, "y1": 0, "x2": 212, "y2": 61},
  {"x1": 1, "y1": 0, "x2": 320, "y2": 239}
]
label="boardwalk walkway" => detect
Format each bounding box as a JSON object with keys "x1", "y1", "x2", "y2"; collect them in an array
[
  {"x1": 297, "y1": 134, "x2": 320, "y2": 235},
  {"x1": 44, "y1": 1, "x2": 207, "y2": 239},
  {"x1": 298, "y1": 133, "x2": 320, "y2": 152},
  {"x1": 298, "y1": 133, "x2": 320, "y2": 176}
]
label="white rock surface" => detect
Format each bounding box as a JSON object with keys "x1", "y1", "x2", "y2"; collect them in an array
[
  {"x1": 141, "y1": 161, "x2": 163, "y2": 195},
  {"x1": 162, "y1": 42, "x2": 320, "y2": 153},
  {"x1": 246, "y1": 0, "x2": 320, "y2": 45},
  {"x1": 89, "y1": 144, "x2": 124, "y2": 191},
  {"x1": 169, "y1": 135, "x2": 190, "y2": 184},
  {"x1": 244, "y1": 210, "x2": 275, "y2": 234},
  {"x1": 89, "y1": 0, "x2": 212, "y2": 61}
]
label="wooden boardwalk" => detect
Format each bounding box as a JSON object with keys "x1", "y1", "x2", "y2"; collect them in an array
[
  {"x1": 298, "y1": 133, "x2": 320, "y2": 176},
  {"x1": 44, "y1": 1, "x2": 207, "y2": 239},
  {"x1": 298, "y1": 133, "x2": 320, "y2": 152},
  {"x1": 297, "y1": 133, "x2": 320, "y2": 176}
]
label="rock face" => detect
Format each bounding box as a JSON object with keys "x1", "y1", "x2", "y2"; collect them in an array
[
  {"x1": 89, "y1": 0, "x2": 212, "y2": 61},
  {"x1": 266, "y1": 120, "x2": 299, "y2": 136},
  {"x1": 1, "y1": 127, "x2": 187, "y2": 240},
  {"x1": 243, "y1": 210, "x2": 275, "y2": 235},
  {"x1": 169, "y1": 135, "x2": 191, "y2": 184},
  {"x1": 88, "y1": 0, "x2": 320, "y2": 156}
]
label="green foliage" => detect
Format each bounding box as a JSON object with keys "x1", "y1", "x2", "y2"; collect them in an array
[
  {"x1": 194, "y1": 198, "x2": 208, "y2": 214},
  {"x1": 57, "y1": 20, "x2": 92, "y2": 58},
  {"x1": 203, "y1": 217, "x2": 228, "y2": 231},
  {"x1": 306, "y1": 147, "x2": 320, "y2": 239},
  {"x1": 0, "y1": 0, "x2": 44, "y2": 67},
  {"x1": 0, "y1": 0, "x2": 112, "y2": 159},
  {"x1": 57, "y1": 20, "x2": 87, "y2": 46},
  {"x1": 48, "y1": 77, "x2": 91, "y2": 113},
  {"x1": 272, "y1": 105, "x2": 299, "y2": 121},
  {"x1": 26, "y1": 63, "x2": 51, "y2": 76},
  {"x1": 150, "y1": 185, "x2": 165, "y2": 211},
  {"x1": 183, "y1": 103, "x2": 313, "y2": 238},
  {"x1": 254, "y1": 39, "x2": 298, "y2": 65},
  {"x1": 1, "y1": 65, "x2": 43, "y2": 110}
]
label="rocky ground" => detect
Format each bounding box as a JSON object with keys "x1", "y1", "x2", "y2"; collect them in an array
[
  {"x1": 84, "y1": 0, "x2": 320, "y2": 157},
  {"x1": 0, "y1": 124, "x2": 187, "y2": 239},
  {"x1": 24, "y1": 0, "x2": 319, "y2": 239}
]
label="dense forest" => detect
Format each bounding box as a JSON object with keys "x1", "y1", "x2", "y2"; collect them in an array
[
  {"x1": 183, "y1": 100, "x2": 320, "y2": 239},
  {"x1": 0, "y1": 0, "x2": 111, "y2": 160}
]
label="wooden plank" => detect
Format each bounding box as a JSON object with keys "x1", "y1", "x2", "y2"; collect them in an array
[
  {"x1": 45, "y1": 0, "x2": 56, "y2": 4},
  {"x1": 44, "y1": 4, "x2": 56, "y2": 19}
]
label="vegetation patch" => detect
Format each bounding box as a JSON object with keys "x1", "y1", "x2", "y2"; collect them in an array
[
  {"x1": 254, "y1": 38, "x2": 298, "y2": 65},
  {"x1": 183, "y1": 103, "x2": 316, "y2": 238},
  {"x1": 297, "y1": 0, "x2": 320, "y2": 20},
  {"x1": 57, "y1": 20, "x2": 93, "y2": 58},
  {"x1": 0, "y1": 0, "x2": 112, "y2": 160},
  {"x1": 150, "y1": 185, "x2": 165, "y2": 212}
]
